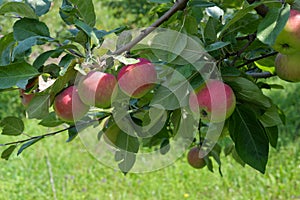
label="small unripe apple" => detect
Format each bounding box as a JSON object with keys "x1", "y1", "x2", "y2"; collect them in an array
[
  {"x1": 19, "y1": 76, "x2": 39, "y2": 107},
  {"x1": 273, "y1": 9, "x2": 300, "y2": 54},
  {"x1": 117, "y1": 58, "x2": 157, "y2": 98},
  {"x1": 19, "y1": 89, "x2": 34, "y2": 107},
  {"x1": 78, "y1": 71, "x2": 117, "y2": 108},
  {"x1": 54, "y1": 86, "x2": 89, "y2": 122},
  {"x1": 187, "y1": 146, "x2": 206, "y2": 169},
  {"x1": 189, "y1": 79, "x2": 236, "y2": 123},
  {"x1": 275, "y1": 53, "x2": 300, "y2": 82}
]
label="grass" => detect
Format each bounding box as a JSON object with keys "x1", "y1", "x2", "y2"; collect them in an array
[{"x1": 1, "y1": 77, "x2": 300, "y2": 200}]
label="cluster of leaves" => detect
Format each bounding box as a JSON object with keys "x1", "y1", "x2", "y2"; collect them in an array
[{"x1": 0, "y1": 0, "x2": 290, "y2": 174}]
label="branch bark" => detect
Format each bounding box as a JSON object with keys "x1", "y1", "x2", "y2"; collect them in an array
[
  {"x1": 112, "y1": 0, "x2": 190, "y2": 55},
  {"x1": 246, "y1": 71, "x2": 274, "y2": 78},
  {"x1": 235, "y1": 52, "x2": 278, "y2": 68}
]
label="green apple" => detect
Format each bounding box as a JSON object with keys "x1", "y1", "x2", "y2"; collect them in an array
[
  {"x1": 189, "y1": 79, "x2": 236, "y2": 123},
  {"x1": 275, "y1": 53, "x2": 300, "y2": 82},
  {"x1": 273, "y1": 9, "x2": 300, "y2": 55}
]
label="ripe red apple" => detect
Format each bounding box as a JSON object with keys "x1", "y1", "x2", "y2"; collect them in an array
[
  {"x1": 275, "y1": 53, "x2": 300, "y2": 82},
  {"x1": 189, "y1": 79, "x2": 236, "y2": 123},
  {"x1": 117, "y1": 58, "x2": 157, "y2": 98},
  {"x1": 187, "y1": 146, "x2": 206, "y2": 169},
  {"x1": 273, "y1": 9, "x2": 300, "y2": 55},
  {"x1": 78, "y1": 71, "x2": 117, "y2": 108},
  {"x1": 54, "y1": 86, "x2": 89, "y2": 122}
]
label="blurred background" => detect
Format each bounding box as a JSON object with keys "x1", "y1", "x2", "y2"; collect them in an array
[{"x1": 0, "y1": 1, "x2": 300, "y2": 199}]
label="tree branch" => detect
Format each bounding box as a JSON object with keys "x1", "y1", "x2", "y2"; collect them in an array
[
  {"x1": 112, "y1": 0, "x2": 190, "y2": 55},
  {"x1": 246, "y1": 71, "x2": 274, "y2": 78}
]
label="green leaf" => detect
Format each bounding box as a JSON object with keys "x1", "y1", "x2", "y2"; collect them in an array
[
  {"x1": 259, "y1": 105, "x2": 283, "y2": 127},
  {"x1": 116, "y1": 150, "x2": 136, "y2": 174},
  {"x1": 13, "y1": 18, "x2": 50, "y2": 41},
  {"x1": 229, "y1": 105, "x2": 269, "y2": 174},
  {"x1": 150, "y1": 86, "x2": 180, "y2": 110},
  {"x1": 204, "y1": 17, "x2": 218, "y2": 41},
  {"x1": 225, "y1": 77, "x2": 271, "y2": 108},
  {"x1": 0, "y1": 62, "x2": 39, "y2": 89},
  {"x1": 184, "y1": 15, "x2": 198, "y2": 35},
  {"x1": 151, "y1": 30, "x2": 187, "y2": 63},
  {"x1": 68, "y1": 0, "x2": 96, "y2": 26},
  {"x1": 205, "y1": 41, "x2": 230, "y2": 52},
  {"x1": 189, "y1": 0, "x2": 216, "y2": 8},
  {"x1": 219, "y1": 1, "x2": 266, "y2": 36},
  {"x1": 159, "y1": 138, "x2": 170, "y2": 155},
  {"x1": 231, "y1": 146, "x2": 245, "y2": 167},
  {"x1": 66, "y1": 126, "x2": 78, "y2": 142},
  {"x1": 26, "y1": 94, "x2": 50, "y2": 119},
  {"x1": 0, "y1": 117, "x2": 24, "y2": 136},
  {"x1": 148, "y1": 0, "x2": 171, "y2": 3},
  {"x1": 0, "y1": 33, "x2": 15, "y2": 66},
  {"x1": 1, "y1": 145, "x2": 17, "y2": 160},
  {"x1": 0, "y1": 2, "x2": 38, "y2": 19},
  {"x1": 17, "y1": 137, "x2": 43, "y2": 155},
  {"x1": 25, "y1": 0, "x2": 51, "y2": 16},
  {"x1": 265, "y1": 126, "x2": 278, "y2": 148},
  {"x1": 39, "y1": 112, "x2": 64, "y2": 127},
  {"x1": 257, "y1": 5, "x2": 290, "y2": 46}
]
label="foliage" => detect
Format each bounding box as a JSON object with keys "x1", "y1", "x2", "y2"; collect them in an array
[{"x1": 0, "y1": 0, "x2": 296, "y2": 175}]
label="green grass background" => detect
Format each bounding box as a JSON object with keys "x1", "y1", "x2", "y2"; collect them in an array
[{"x1": 1, "y1": 1, "x2": 300, "y2": 199}]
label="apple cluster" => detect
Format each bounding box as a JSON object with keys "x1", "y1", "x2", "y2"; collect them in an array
[
  {"x1": 53, "y1": 58, "x2": 158, "y2": 122},
  {"x1": 274, "y1": 9, "x2": 300, "y2": 82}
]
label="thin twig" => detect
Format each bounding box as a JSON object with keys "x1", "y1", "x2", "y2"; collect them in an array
[
  {"x1": 235, "y1": 52, "x2": 278, "y2": 68},
  {"x1": 0, "y1": 114, "x2": 111, "y2": 147},
  {"x1": 112, "y1": 0, "x2": 190, "y2": 55}
]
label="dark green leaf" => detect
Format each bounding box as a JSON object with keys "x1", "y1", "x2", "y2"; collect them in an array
[
  {"x1": 68, "y1": 0, "x2": 96, "y2": 26},
  {"x1": 0, "y1": 2, "x2": 38, "y2": 19},
  {"x1": 159, "y1": 138, "x2": 170, "y2": 155},
  {"x1": 225, "y1": 77, "x2": 271, "y2": 108},
  {"x1": 17, "y1": 137, "x2": 43, "y2": 155},
  {"x1": 13, "y1": 18, "x2": 50, "y2": 41},
  {"x1": 189, "y1": 0, "x2": 216, "y2": 8},
  {"x1": 259, "y1": 105, "x2": 283, "y2": 127},
  {"x1": 1, "y1": 145, "x2": 17, "y2": 160},
  {"x1": 265, "y1": 126, "x2": 278, "y2": 148},
  {"x1": 0, "y1": 33, "x2": 15, "y2": 66},
  {"x1": 0, "y1": 117, "x2": 24, "y2": 136},
  {"x1": 66, "y1": 126, "x2": 78, "y2": 142},
  {"x1": 205, "y1": 41, "x2": 230, "y2": 52},
  {"x1": 0, "y1": 62, "x2": 39, "y2": 89},
  {"x1": 229, "y1": 105, "x2": 269, "y2": 173}
]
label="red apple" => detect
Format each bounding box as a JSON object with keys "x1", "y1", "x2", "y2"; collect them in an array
[
  {"x1": 275, "y1": 53, "x2": 300, "y2": 82},
  {"x1": 117, "y1": 58, "x2": 157, "y2": 98},
  {"x1": 78, "y1": 71, "x2": 117, "y2": 108},
  {"x1": 54, "y1": 86, "x2": 89, "y2": 122},
  {"x1": 189, "y1": 79, "x2": 236, "y2": 123},
  {"x1": 273, "y1": 9, "x2": 300, "y2": 55},
  {"x1": 187, "y1": 146, "x2": 206, "y2": 169}
]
